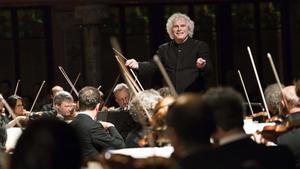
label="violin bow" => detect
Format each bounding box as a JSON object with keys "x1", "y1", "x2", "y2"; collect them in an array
[
  {"x1": 101, "y1": 74, "x2": 120, "y2": 121},
  {"x1": 14, "y1": 79, "x2": 20, "y2": 96},
  {"x1": 110, "y1": 36, "x2": 144, "y2": 91},
  {"x1": 153, "y1": 55, "x2": 178, "y2": 97},
  {"x1": 247, "y1": 46, "x2": 271, "y2": 118},
  {"x1": 113, "y1": 48, "x2": 144, "y2": 91},
  {"x1": 267, "y1": 53, "x2": 289, "y2": 112},
  {"x1": 58, "y1": 66, "x2": 79, "y2": 97},
  {"x1": 115, "y1": 54, "x2": 152, "y2": 122},
  {"x1": 115, "y1": 55, "x2": 142, "y2": 93},
  {"x1": 117, "y1": 59, "x2": 155, "y2": 146},
  {"x1": 237, "y1": 70, "x2": 254, "y2": 115},
  {"x1": 29, "y1": 80, "x2": 46, "y2": 114},
  {"x1": 70, "y1": 73, "x2": 81, "y2": 95},
  {"x1": 0, "y1": 94, "x2": 21, "y2": 127}
]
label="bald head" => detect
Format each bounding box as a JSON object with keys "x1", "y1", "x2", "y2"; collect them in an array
[{"x1": 52, "y1": 86, "x2": 64, "y2": 97}]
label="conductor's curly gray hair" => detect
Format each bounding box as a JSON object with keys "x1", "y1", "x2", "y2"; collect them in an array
[{"x1": 166, "y1": 12, "x2": 195, "y2": 40}]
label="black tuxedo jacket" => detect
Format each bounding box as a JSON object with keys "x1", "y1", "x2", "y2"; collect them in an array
[
  {"x1": 277, "y1": 127, "x2": 300, "y2": 168},
  {"x1": 70, "y1": 114, "x2": 125, "y2": 158},
  {"x1": 139, "y1": 37, "x2": 211, "y2": 93},
  {"x1": 215, "y1": 137, "x2": 295, "y2": 169}
]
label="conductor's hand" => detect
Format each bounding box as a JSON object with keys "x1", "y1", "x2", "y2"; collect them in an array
[
  {"x1": 125, "y1": 59, "x2": 139, "y2": 69},
  {"x1": 196, "y1": 57, "x2": 206, "y2": 69}
]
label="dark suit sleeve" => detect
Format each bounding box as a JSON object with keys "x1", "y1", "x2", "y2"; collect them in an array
[
  {"x1": 90, "y1": 123, "x2": 125, "y2": 150},
  {"x1": 197, "y1": 41, "x2": 211, "y2": 75},
  {"x1": 137, "y1": 45, "x2": 164, "y2": 76},
  {"x1": 138, "y1": 60, "x2": 158, "y2": 76}
]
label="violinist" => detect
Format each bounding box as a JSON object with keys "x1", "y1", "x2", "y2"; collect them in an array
[
  {"x1": 102, "y1": 83, "x2": 137, "y2": 140},
  {"x1": 264, "y1": 83, "x2": 285, "y2": 118},
  {"x1": 6, "y1": 95, "x2": 29, "y2": 127},
  {"x1": 41, "y1": 85, "x2": 64, "y2": 112},
  {"x1": 202, "y1": 87, "x2": 295, "y2": 169},
  {"x1": 113, "y1": 83, "x2": 130, "y2": 111},
  {"x1": 70, "y1": 86, "x2": 125, "y2": 161},
  {"x1": 31, "y1": 91, "x2": 77, "y2": 123},
  {"x1": 276, "y1": 85, "x2": 300, "y2": 167}
]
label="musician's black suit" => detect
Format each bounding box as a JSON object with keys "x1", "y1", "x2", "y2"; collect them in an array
[
  {"x1": 70, "y1": 114, "x2": 125, "y2": 158},
  {"x1": 277, "y1": 112, "x2": 300, "y2": 168},
  {"x1": 215, "y1": 137, "x2": 295, "y2": 169}
]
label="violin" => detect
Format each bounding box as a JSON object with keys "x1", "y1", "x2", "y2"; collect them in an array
[
  {"x1": 245, "y1": 111, "x2": 269, "y2": 123},
  {"x1": 258, "y1": 113, "x2": 300, "y2": 143}
]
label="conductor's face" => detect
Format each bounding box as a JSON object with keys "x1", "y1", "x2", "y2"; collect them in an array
[{"x1": 172, "y1": 18, "x2": 189, "y2": 44}]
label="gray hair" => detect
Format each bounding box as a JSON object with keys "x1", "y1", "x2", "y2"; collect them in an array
[
  {"x1": 282, "y1": 85, "x2": 300, "y2": 108},
  {"x1": 166, "y1": 12, "x2": 194, "y2": 39},
  {"x1": 129, "y1": 89, "x2": 163, "y2": 123},
  {"x1": 264, "y1": 83, "x2": 285, "y2": 115},
  {"x1": 53, "y1": 91, "x2": 73, "y2": 105},
  {"x1": 113, "y1": 83, "x2": 129, "y2": 95}
]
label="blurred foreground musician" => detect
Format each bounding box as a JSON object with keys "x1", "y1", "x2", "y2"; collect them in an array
[
  {"x1": 276, "y1": 85, "x2": 300, "y2": 168},
  {"x1": 165, "y1": 93, "x2": 218, "y2": 169},
  {"x1": 126, "y1": 89, "x2": 162, "y2": 148},
  {"x1": 202, "y1": 87, "x2": 295, "y2": 169}
]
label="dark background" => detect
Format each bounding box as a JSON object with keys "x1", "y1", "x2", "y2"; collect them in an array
[{"x1": 0, "y1": 0, "x2": 300, "y2": 109}]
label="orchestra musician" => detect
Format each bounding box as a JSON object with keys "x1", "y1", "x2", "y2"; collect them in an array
[
  {"x1": 113, "y1": 83, "x2": 130, "y2": 111},
  {"x1": 70, "y1": 86, "x2": 125, "y2": 161},
  {"x1": 6, "y1": 95, "x2": 29, "y2": 127},
  {"x1": 264, "y1": 83, "x2": 286, "y2": 117},
  {"x1": 149, "y1": 96, "x2": 175, "y2": 147},
  {"x1": 276, "y1": 85, "x2": 300, "y2": 168},
  {"x1": 125, "y1": 89, "x2": 162, "y2": 148},
  {"x1": 103, "y1": 83, "x2": 137, "y2": 140},
  {"x1": 30, "y1": 91, "x2": 77, "y2": 123},
  {"x1": 41, "y1": 85, "x2": 64, "y2": 112},
  {"x1": 202, "y1": 87, "x2": 295, "y2": 169},
  {"x1": 126, "y1": 12, "x2": 211, "y2": 93},
  {"x1": 165, "y1": 93, "x2": 218, "y2": 169}
]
